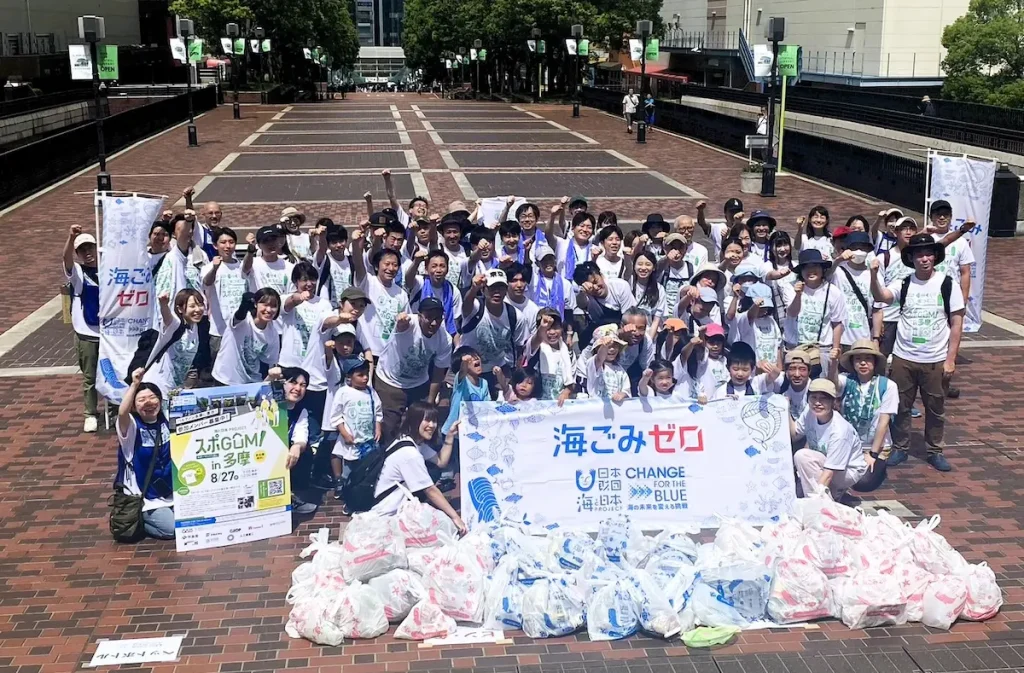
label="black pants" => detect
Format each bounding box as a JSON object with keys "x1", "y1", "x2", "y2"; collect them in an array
[{"x1": 299, "y1": 388, "x2": 331, "y2": 476}]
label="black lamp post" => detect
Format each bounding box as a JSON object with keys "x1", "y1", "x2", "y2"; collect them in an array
[
  {"x1": 473, "y1": 39, "x2": 482, "y2": 99},
  {"x1": 79, "y1": 15, "x2": 111, "y2": 192},
  {"x1": 637, "y1": 19, "x2": 652, "y2": 95},
  {"x1": 178, "y1": 17, "x2": 199, "y2": 146},
  {"x1": 458, "y1": 46, "x2": 466, "y2": 85},
  {"x1": 571, "y1": 24, "x2": 583, "y2": 117},
  {"x1": 254, "y1": 26, "x2": 266, "y2": 104},
  {"x1": 226, "y1": 22, "x2": 241, "y2": 118},
  {"x1": 761, "y1": 17, "x2": 785, "y2": 198},
  {"x1": 307, "y1": 39, "x2": 318, "y2": 100},
  {"x1": 531, "y1": 27, "x2": 541, "y2": 101}
]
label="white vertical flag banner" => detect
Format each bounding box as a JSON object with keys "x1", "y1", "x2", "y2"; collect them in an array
[
  {"x1": 927, "y1": 152, "x2": 997, "y2": 332},
  {"x1": 628, "y1": 39, "x2": 643, "y2": 62},
  {"x1": 69, "y1": 44, "x2": 93, "y2": 80},
  {"x1": 96, "y1": 195, "x2": 166, "y2": 401}
]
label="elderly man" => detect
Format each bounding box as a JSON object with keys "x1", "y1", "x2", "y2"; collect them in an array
[{"x1": 674, "y1": 214, "x2": 709, "y2": 268}]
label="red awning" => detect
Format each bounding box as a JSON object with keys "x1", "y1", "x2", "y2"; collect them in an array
[{"x1": 624, "y1": 63, "x2": 689, "y2": 83}]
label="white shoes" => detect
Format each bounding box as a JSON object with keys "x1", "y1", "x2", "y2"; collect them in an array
[{"x1": 84, "y1": 415, "x2": 98, "y2": 433}]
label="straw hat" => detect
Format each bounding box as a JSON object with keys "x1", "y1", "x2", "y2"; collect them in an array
[{"x1": 839, "y1": 338, "x2": 886, "y2": 372}]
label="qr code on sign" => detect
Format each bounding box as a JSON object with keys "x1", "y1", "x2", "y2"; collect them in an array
[
  {"x1": 265, "y1": 478, "x2": 285, "y2": 497},
  {"x1": 237, "y1": 495, "x2": 255, "y2": 509}
]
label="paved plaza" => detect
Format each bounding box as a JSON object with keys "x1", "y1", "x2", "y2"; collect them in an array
[{"x1": 0, "y1": 93, "x2": 1021, "y2": 673}]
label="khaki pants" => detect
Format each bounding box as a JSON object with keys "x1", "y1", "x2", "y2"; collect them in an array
[
  {"x1": 889, "y1": 356, "x2": 946, "y2": 454},
  {"x1": 373, "y1": 375, "x2": 429, "y2": 446},
  {"x1": 794, "y1": 448, "x2": 863, "y2": 499},
  {"x1": 75, "y1": 334, "x2": 99, "y2": 416}
]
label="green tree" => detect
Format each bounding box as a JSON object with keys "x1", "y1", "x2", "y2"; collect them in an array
[{"x1": 941, "y1": 0, "x2": 1024, "y2": 107}]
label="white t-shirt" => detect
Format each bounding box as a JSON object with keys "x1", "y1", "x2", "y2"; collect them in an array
[
  {"x1": 622, "y1": 94, "x2": 639, "y2": 113},
  {"x1": 596, "y1": 255, "x2": 626, "y2": 279},
  {"x1": 879, "y1": 251, "x2": 914, "y2": 323},
  {"x1": 794, "y1": 409, "x2": 868, "y2": 479},
  {"x1": 357, "y1": 275, "x2": 410, "y2": 357},
  {"x1": 460, "y1": 299, "x2": 528, "y2": 369},
  {"x1": 65, "y1": 262, "x2": 99, "y2": 339},
  {"x1": 318, "y1": 254, "x2": 353, "y2": 308},
  {"x1": 281, "y1": 296, "x2": 334, "y2": 366},
  {"x1": 200, "y1": 259, "x2": 247, "y2": 338},
  {"x1": 661, "y1": 262, "x2": 694, "y2": 315},
  {"x1": 506, "y1": 296, "x2": 540, "y2": 335},
  {"x1": 142, "y1": 314, "x2": 199, "y2": 397},
  {"x1": 247, "y1": 257, "x2": 294, "y2": 296},
  {"x1": 837, "y1": 374, "x2": 898, "y2": 450},
  {"x1": 711, "y1": 373, "x2": 773, "y2": 400},
  {"x1": 633, "y1": 281, "x2": 667, "y2": 319},
  {"x1": 833, "y1": 264, "x2": 873, "y2": 345},
  {"x1": 769, "y1": 266, "x2": 798, "y2": 316},
  {"x1": 329, "y1": 385, "x2": 383, "y2": 461},
  {"x1": 582, "y1": 277, "x2": 637, "y2": 324},
  {"x1": 408, "y1": 278, "x2": 463, "y2": 328},
  {"x1": 553, "y1": 236, "x2": 594, "y2": 279},
  {"x1": 685, "y1": 242, "x2": 710, "y2": 269},
  {"x1": 212, "y1": 315, "x2": 281, "y2": 385},
  {"x1": 679, "y1": 351, "x2": 729, "y2": 398},
  {"x1": 376, "y1": 318, "x2": 453, "y2": 389},
  {"x1": 116, "y1": 416, "x2": 173, "y2": 512},
  {"x1": 529, "y1": 342, "x2": 574, "y2": 400},
  {"x1": 707, "y1": 221, "x2": 729, "y2": 262},
  {"x1": 442, "y1": 246, "x2": 469, "y2": 287},
  {"x1": 152, "y1": 246, "x2": 194, "y2": 332},
  {"x1": 886, "y1": 272, "x2": 964, "y2": 364},
  {"x1": 731, "y1": 312, "x2": 782, "y2": 365},
  {"x1": 287, "y1": 231, "x2": 313, "y2": 261},
  {"x1": 786, "y1": 282, "x2": 847, "y2": 346},
  {"x1": 800, "y1": 236, "x2": 835, "y2": 261},
  {"x1": 585, "y1": 358, "x2": 630, "y2": 399},
  {"x1": 372, "y1": 439, "x2": 436, "y2": 516},
  {"x1": 770, "y1": 374, "x2": 809, "y2": 420},
  {"x1": 933, "y1": 233, "x2": 975, "y2": 285}
]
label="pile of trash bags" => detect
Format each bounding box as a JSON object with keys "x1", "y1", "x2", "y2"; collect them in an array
[{"x1": 284, "y1": 493, "x2": 1003, "y2": 645}]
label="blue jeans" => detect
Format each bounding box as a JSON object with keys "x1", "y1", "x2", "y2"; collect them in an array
[{"x1": 143, "y1": 507, "x2": 175, "y2": 539}]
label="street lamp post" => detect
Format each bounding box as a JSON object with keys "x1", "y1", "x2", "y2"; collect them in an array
[
  {"x1": 571, "y1": 24, "x2": 583, "y2": 118},
  {"x1": 473, "y1": 38, "x2": 482, "y2": 99},
  {"x1": 458, "y1": 46, "x2": 466, "y2": 85},
  {"x1": 531, "y1": 27, "x2": 541, "y2": 101},
  {"x1": 226, "y1": 22, "x2": 241, "y2": 118},
  {"x1": 761, "y1": 17, "x2": 785, "y2": 197},
  {"x1": 637, "y1": 20, "x2": 652, "y2": 95},
  {"x1": 254, "y1": 26, "x2": 266, "y2": 104},
  {"x1": 178, "y1": 17, "x2": 199, "y2": 147},
  {"x1": 78, "y1": 15, "x2": 111, "y2": 192},
  {"x1": 307, "y1": 39, "x2": 318, "y2": 100}
]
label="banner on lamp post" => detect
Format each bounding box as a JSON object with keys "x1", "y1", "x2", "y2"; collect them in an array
[
  {"x1": 645, "y1": 37, "x2": 659, "y2": 61},
  {"x1": 233, "y1": 38, "x2": 245, "y2": 54},
  {"x1": 926, "y1": 151, "x2": 997, "y2": 332},
  {"x1": 578, "y1": 39, "x2": 590, "y2": 56},
  {"x1": 261, "y1": 39, "x2": 271, "y2": 52},
  {"x1": 170, "y1": 38, "x2": 187, "y2": 64},
  {"x1": 478, "y1": 48, "x2": 487, "y2": 61},
  {"x1": 97, "y1": 45, "x2": 118, "y2": 80},
  {"x1": 188, "y1": 38, "x2": 204, "y2": 63},
  {"x1": 220, "y1": 37, "x2": 233, "y2": 54},
  {"x1": 538, "y1": 39, "x2": 546, "y2": 54},
  {"x1": 69, "y1": 44, "x2": 93, "y2": 80},
  {"x1": 470, "y1": 48, "x2": 477, "y2": 61},
  {"x1": 302, "y1": 47, "x2": 312, "y2": 60},
  {"x1": 527, "y1": 39, "x2": 536, "y2": 52},
  {"x1": 565, "y1": 38, "x2": 577, "y2": 56},
  {"x1": 628, "y1": 38, "x2": 642, "y2": 62},
  {"x1": 249, "y1": 39, "x2": 259, "y2": 53}
]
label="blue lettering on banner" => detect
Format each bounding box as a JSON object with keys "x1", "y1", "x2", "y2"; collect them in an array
[{"x1": 553, "y1": 424, "x2": 647, "y2": 457}]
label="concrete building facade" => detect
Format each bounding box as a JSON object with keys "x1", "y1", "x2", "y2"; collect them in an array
[{"x1": 1, "y1": 0, "x2": 141, "y2": 56}]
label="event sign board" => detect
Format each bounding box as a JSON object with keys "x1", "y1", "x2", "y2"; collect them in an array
[
  {"x1": 168, "y1": 383, "x2": 292, "y2": 552},
  {"x1": 98, "y1": 45, "x2": 119, "y2": 80},
  {"x1": 460, "y1": 396, "x2": 796, "y2": 531},
  {"x1": 69, "y1": 44, "x2": 93, "y2": 80}
]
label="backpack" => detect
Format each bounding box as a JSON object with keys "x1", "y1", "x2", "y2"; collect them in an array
[
  {"x1": 342, "y1": 438, "x2": 417, "y2": 513},
  {"x1": 122, "y1": 321, "x2": 187, "y2": 385},
  {"x1": 459, "y1": 301, "x2": 520, "y2": 362},
  {"x1": 837, "y1": 266, "x2": 872, "y2": 325},
  {"x1": 899, "y1": 275, "x2": 953, "y2": 325}
]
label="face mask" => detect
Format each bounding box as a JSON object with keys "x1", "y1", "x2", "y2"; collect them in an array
[{"x1": 850, "y1": 250, "x2": 869, "y2": 265}]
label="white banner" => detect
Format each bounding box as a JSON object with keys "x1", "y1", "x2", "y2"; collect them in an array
[
  {"x1": 459, "y1": 396, "x2": 796, "y2": 531},
  {"x1": 168, "y1": 383, "x2": 293, "y2": 552},
  {"x1": 753, "y1": 44, "x2": 773, "y2": 78},
  {"x1": 169, "y1": 37, "x2": 187, "y2": 64},
  {"x1": 69, "y1": 44, "x2": 93, "y2": 80},
  {"x1": 220, "y1": 37, "x2": 233, "y2": 54},
  {"x1": 564, "y1": 39, "x2": 577, "y2": 56},
  {"x1": 477, "y1": 196, "x2": 526, "y2": 226},
  {"x1": 628, "y1": 39, "x2": 643, "y2": 62},
  {"x1": 96, "y1": 195, "x2": 165, "y2": 401},
  {"x1": 927, "y1": 152, "x2": 997, "y2": 332}
]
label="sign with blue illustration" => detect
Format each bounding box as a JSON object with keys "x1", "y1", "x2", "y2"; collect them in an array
[{"x1": 459, "y1": 396, "x2": 796, "y2": 531}]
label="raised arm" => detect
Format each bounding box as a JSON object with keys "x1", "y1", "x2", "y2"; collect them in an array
[
  {"x1": 382, "y1": 169, "x2": 401, "y2": 213},
  {"x1": 203, "y1": 256, "x2": 222, "y2": 286},
  {"x1": 696, "y1": 201, "x2": 710, "y2": 237},
  {"x1": 869, "y1": 260, "x2": 894, "y2": 305},
  {"x1": 242, "y1": 232, "x2": 256, "y2": 275},
  {"x1": 405, "y1": 250, "x2": 425, "y2": 290},
  {"x1": 313, "y1": 225, "x2": 329, "y2": 268},
  {"x1": 350, "y1": 227, "x2": 368, "y2": 284},
  {"x1": 463, "y1": 274, "x2": 485, "y2": 318},
  {"x1": 787, "y1": 280, "x2": 804, "y2": 317},
  {"x1": 63, "y1": 224, "x2": 81, "y2": 275},
  {"x1": 498, "y1": 195, "x2": 514, "y2": 224},
  {"x1": 794, "y1": 216, "x2": 806, "y2": 252},
  {"x1": 435, "y1": 420, "x2": 459, "y2": 468},
  {"x1": 158, "y1": 291, "x2": 175, "y2": 330},
  {"x1": 726, "y1": 284, "x2": 742, "y2": 322},
  {"x1": 363, "y1": 191, "x2": 374, "y2": 220},
  {"x1": 117, "y1": 368, "x2": 145, "y2": 435}
]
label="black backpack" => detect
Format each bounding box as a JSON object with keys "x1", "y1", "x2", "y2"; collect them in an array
[
  {"x1": 899, "y1": 275, "x2": 953, "y2": 324},
  {"x1": 459, "y1": 301, "x2": 520, "y2": 363},
  {"x1": 342, "y1": 438, "x2": 416, "y2": 513},
  {"x1": 122, "y1": 321, "x2": 187, "y2": 385}
]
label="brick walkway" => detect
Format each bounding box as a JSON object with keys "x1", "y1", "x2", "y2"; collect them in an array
[{"x1": 0, "y1": 94, "x2": 1021, "y2": 673}]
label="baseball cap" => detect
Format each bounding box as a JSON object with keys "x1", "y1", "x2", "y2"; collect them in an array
[
  {"x1": 808, "y1": 379, "x2": 837, "y2": 398},
  {"x1": 534, "y1": 243, "x2": 556, "y2": 260},
  {"x1": 704, "y1": 323, "x2": 726, "y2": 339},
  {"x1": 593, "y1": 323, "x2": 627, "y2": 346},
  {"x1": 733, "y1": 261, "x2": 765, "y2": 281},
  {"x1": 844, "y1": 231, "x2": 873, "y2": 250},
  {"x1": 368, "y1": 211, "x2": 394, "y2": 227},
  {"x1": 341, "y1": 355, "x2": 370, "y2": 375},
  {"x1": 256, "y1": 225, "x2": 283, "y2": 242},
  {"x1": 664, "y1": 233, "x2": 687, "y2": 248},
  {"x1": 697, "y1": 287, "x2": 719, "y2": 304},
  {"x1": 746, "y1": 209, "x2": 776, "y2": 230},
  {"x1": 663, "y1": 317, "x2": 686, "y2": 332},
  {"x1": 929, "y1": 199, "x2": 952, "y2": 215},
  {"x1": 334, "y1": 323, "x2": 356, "y2": 337},
  {"x1": 785, "y1": 345, "x2": 820, "y2": 367},
  {"x1": 831, "y1": 225, "x2": 853, "y2": 240},
  {"x1": 74, "y1": 233, "x2": 97, "y2": 249},
  {"x1": 569, "y1": 196, "x2": 588, "y2": 208},
  {"x1": 339, "y1": 287, "x2": 371, "y2": 305},
  {"x1": 723, "y1": 197, "x2": 743, "y2": 214},
  {"x1": 418, "y1": 296, "x2": 444, "y2": 313},
  {"x1": 894, "y1": 216, "x2": 919, "y2": 231},
  {"x1": 744, "y1": 282, "x2": 774, "y2": 307},
  {"x1": 485, "y1": 268, "x2": 508, "y2": 286}
]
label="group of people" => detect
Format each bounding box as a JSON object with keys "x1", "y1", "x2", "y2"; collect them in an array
[{"x1": 64, "y1": 174, "x2": 974, "y2": 540}]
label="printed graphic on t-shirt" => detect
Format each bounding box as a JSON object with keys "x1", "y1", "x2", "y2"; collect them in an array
[
  {"x1": 902, "y1": 289, "x2": 946, "y2": 344},
  {"x1": 374, "y1": 292, "x2": 404, "y2": 343},
  {"x1": 397, "y1": 339, "x2": 432, "y2": 379},
  {"x1": 474, "y1": 320, "x2": 512, "y2": 365},
  {"x1": 753, "y1": 319, "x2": 780, "y2": 363},
  {"x1": 796, "y1": 294, "x2": 825, "y2": 343},
  {"x1": 171, "y1": 336, "x2": 198, "y2": 386},
  {"x1": 241, "y1": 332, "x2": 268, "y2": 380}
]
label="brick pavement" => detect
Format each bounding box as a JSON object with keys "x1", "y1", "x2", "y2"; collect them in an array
[{"x1": 0, "y1": 93, "x2": 1023, "y2": 673}]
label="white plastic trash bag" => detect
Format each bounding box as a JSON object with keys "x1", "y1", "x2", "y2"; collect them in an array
[
  {"x1": 911, "y1": 515, "x2": 968, "y2": 576},
  {"x1": 713, "y1": 517, "x2": 767, "y2": 565},
  {"x1": 329, "y1": 581, "x2": 390, "y2": 639},
  {"x1": 960, "y1": 563, "x2": 1003, "y2": 621},
  {"x1": 521, "y1": 576, "x2": 586, "y2": 638},
  {"x1": 627, "y1": 569, "x2": 683, "y2": 638},
  {"x1": 693, "y1": 564, "x2": 772, "y2": 626},
  {"x1": 690, "y1": 583, "x2": 750, "y2": 629},
  {"x1": 586, "y1": 578, "x2": 638, "y2": 641},
  {"x1": 801, "y1": 494, "x2": 864, "y2": 539},
  {"x1": 367, "y1": 569, "x2": 426, "y2": 622},
  {"x1": 408, "y1": 548, "x2": 438, "y2": 576},
  {"x1": 829, "y1": 574, "x2": 907, "y2": 629},
  {"x1": 643, "y1": 552, "x2": 697, "y2": 611},
  {"x1": 650, "y1": 527, "x2": 700, "y2": 563},
  {"x1": 797, "y1": 530, "x2": 856, "y2": 578},
  {"x1": 284, "y1": 569, "x2": 349, "y2": 646},
  {"x1": 396, "y1": 495, "x2": 457, "y2": 548},
  {"x1": 921, "y1": 575, "x2": 968, "y2": 630},
  {"x1": 760, "y1": 517, "x2": 804, "y2": 566},
  {"x1": 548, "y1": 530, "x2": 597, "y2": 571},
  {"x1": 395, "y1": 600, "x2": 458, "y2": 640},
  {"x1": 891, "y1": 562, "x2": 934, "y2": 622},
  {"x1": 483, "y1": 556, "x2": 527, "y2": 629},
  {"x1": 597, "y1": 514, "x2": 651, "y2": 566},
  {"x1": 423, "y1": 535, "x2": 488, "y2": 623},
  {"x1": 341, "y1": 513, "x2": 407, "y2": 582},
  {"x1": 767, "y1": 558, "x2": 834, "y2": 624},
  {"x1": 300, "y1": 527, "x2": 346, "y2": 573}
]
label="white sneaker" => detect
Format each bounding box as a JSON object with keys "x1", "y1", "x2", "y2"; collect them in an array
[{"x1": 84, "y1": 415, "x2": 98, "y2": 433}]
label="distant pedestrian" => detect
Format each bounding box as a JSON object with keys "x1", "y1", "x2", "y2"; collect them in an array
[
  {"x1": 644, "y1": 93, "x2": 655, "y2": 125},
  {"x1": 920, "y1": 95, "x2": 936, "y2": 117},
  {"x1": 622, "y1": 87, "x2": 639, "y2": 133}
]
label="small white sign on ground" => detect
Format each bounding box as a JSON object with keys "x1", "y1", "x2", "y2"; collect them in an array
[
  {"x1": 421, "y1": 627, "x2": 509, "y2": 647},
  {"x1": 86, "y1": 636, "x2": 184, "y2": 668}
]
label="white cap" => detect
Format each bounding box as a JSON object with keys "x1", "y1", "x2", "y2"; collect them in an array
[
  {"x1": 334, "y1": 323, "x2": 356, "y2": 337},
  {"x1": 534, "y1": 243, "x2": 556, "y2": 260},
  {"x1": 74, "y1": 233, "x2": 97, "y2": 249},
  {"x1": 485, "y1": 268, "x2": 508, "y2": 286}
]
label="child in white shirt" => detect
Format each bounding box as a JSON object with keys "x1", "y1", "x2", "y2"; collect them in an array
[
  {"x1": 329, "y1": 357, "x2": 383, "y2": 506},
  {"x1": 585, "y1": 324, "x2": 631, "y2": 402},
  {"x1": 638, "y1": 359, "x2": 680, "y2": 400},
  {"x1": 711, "y1": 341, "x2": 773, "y2": 399}
]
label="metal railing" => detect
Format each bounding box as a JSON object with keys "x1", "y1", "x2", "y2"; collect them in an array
[
  {"x1": 661, "y1": 30, "x2": 740, "y2": 51},
  {"x1": 802, "y1": 50, "x2": 944, "y2": 78},
  {"x1": 0, "y1": 86, "x2": 218, "y2": 208},
  {"x1": 0, "y1": 89, "x2": 93, "y2": 119},
  {"x1": 581, "y1": 85, "x2": 926, "y2": 209}
]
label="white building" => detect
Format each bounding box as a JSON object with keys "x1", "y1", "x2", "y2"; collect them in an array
[
  {"x1": 660, "y1": 0, "x2": 970, "y2": 80},
  {"x1": 354, "y1": 46, "x2": 405, "y2": 84}
]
